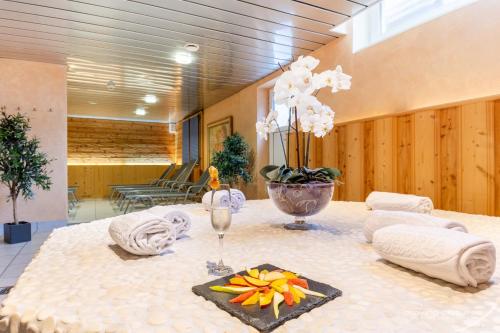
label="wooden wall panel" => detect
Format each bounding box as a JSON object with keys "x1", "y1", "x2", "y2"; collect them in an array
[
  {"x1": 344, "y1": 123, "x2": 364, "y2": 202},
  {"x1": 68, "y1": 117, "x2": 176, "y2": 164},
  {"x1": 460, "y1": 102, "x2": 495, "y2": 215},
  {"x1": 414, "y1": 110, "x2": 438, "y2": 204},
  {"x1": 495, "y1": 101, "x2": 500, "y2": 216},
  {"x1": 373, "y1": 117, "x2": 395, "y2": 192},
  {"x1": 396, "y1": 114, "x2": 415, "y2": 194},
  {"x1": 68, "y1": 165, "x2": 170, "y2": 198},
  {"x1": 363, "y1": 121, "x2": 375, "y2": 199},
  {"x1": 439, "y1": 107, "x2": 460, "y2": 211},
  {"x1": 315, "y1": 97, "x2": 500, "y2": 216}
]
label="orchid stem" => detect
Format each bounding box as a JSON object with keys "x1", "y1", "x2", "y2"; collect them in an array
[
  {"x1": 273, "y1": 120, "x2": 288, "y2": 168},
  {"x1": 287, "y1": 107, "x2": 291, "y2": 167},
  {"x1": 294, "y1": 107, "x2": 301, "y2": 169},
  {"x1": 305, "y1": 132, "x2": 311, "y2": 168}
]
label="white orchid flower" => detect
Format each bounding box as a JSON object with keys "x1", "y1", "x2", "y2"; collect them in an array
[
  {"x1": 296, "y1": 94, "x2": 322, "y2": 118},
  {"x1": 290, "y1": 55, "x2": 320, "y2": 72},
  {"x1": 291, "y1": 67, "x2": 313, "y2": 93}
]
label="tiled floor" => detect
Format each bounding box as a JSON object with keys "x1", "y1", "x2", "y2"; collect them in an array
[
  {"x1": 1, "y1": 199, "x2": 125, "y2": 302},
  {"x1": 0, "y1": 230, "x2": 51, "y2": 302}
]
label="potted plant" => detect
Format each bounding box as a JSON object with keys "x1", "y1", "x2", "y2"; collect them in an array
[
  {"x1": 0, "y1": 111, "x2": 52, "y2": 244},
  {"x1": 256, "y1": 56, "x2": 351, "y2": 230},
  {"x1": 211, "y1": 133, "x2": 253, "y2": 187}
]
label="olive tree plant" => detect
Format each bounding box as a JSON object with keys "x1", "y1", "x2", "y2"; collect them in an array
[{"x1": 0, "y1": 111, "x2": 52, "y2": 224}]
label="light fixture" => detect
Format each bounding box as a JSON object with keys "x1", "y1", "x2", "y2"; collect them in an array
[
  {"x1": 184, "y1": 43, "x2": 199, "y2": 52},
  {"x1": 88, "y1": 101, "x2": 97, "y2": 105},
  {"x1": 135, "y1": 108, "x2": 147, "y2": 116},
  {"x1": 143, "y1": 94, "x2": 158, "y2": 104},
  {"x1": 174, "y1": 52, "x2": 193, "y2": 65}
]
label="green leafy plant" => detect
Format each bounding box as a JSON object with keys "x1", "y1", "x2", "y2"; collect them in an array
[
  {"x1": 260, "y1": 165, "x2": 341, "y2": 184},
  {"x1": 0, "y1": 111, "x2": 52, "y2": 224},
  {"x1": 211, "y1": 133, "x2": 252, "y2": 186}
]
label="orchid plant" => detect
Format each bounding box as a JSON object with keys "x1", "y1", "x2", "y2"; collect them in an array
[{"x1": 256, "y1": 55, "x2": 351, "y2": 184}]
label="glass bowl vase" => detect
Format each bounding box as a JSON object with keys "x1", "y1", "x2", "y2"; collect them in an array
[{"x1": 267, "y1": 181, "x2": 334, "y2": 230}]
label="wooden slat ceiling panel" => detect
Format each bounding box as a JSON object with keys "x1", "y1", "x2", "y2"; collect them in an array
[{"x1": 0, "y1": 0, "x2": 375, "y2": 121}]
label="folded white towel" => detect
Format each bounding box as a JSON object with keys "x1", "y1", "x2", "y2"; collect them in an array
[
  {"x1": 364, "y1": 210, "x2": 467, "y2": 243},
  {"x1": 231, "y1": 189, "x2": 246, "y2": 209},
  {"x1": 365, "y1": 191, "x2": 434, "y2": 213},
  {"x1": 373, "y1": 224, "x2": 496, "y2": 287},
  {"x1": 108, "y1": 212, "x2": 176, "y2": 256},
  {"x1": 147, "y1": 206, "x2": 191, "y2": 238},
  {"x1": 202, "y1": 190, "x2": 239, "y2": 213}
]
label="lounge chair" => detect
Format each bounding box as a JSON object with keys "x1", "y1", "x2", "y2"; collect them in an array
[
  {"x1": 123, "y1": 169, "x2": 210, "y2": 213},
  {"x1": 109, "y1": 164, "x2": 176, "y2": 200},
  {"x1": 117, "y1": 160, "x2": 197, "y2": 210}
]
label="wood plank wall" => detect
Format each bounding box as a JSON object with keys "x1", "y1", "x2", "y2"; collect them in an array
[
  {"x1": 68, "y1": 117, "x2": 176, "y2": 164},
  {"x1": 321, "y1": 98, "x2": 500, "y2": 216},
  {"x1": 68, "y1": 165, "x2": 169, "y2": 198}
]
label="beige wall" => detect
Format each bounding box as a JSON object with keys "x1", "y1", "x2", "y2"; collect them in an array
[
  {"x1": 202, "y1": 0, "x2": 500, "y2": 199},
  {"x1": 0, "y1": 59, "x2": 68, "y2": 224}
]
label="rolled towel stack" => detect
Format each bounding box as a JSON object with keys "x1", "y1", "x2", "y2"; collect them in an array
[
  {"x1": 230, "y1": 189, "x2": 246, "y2": 209},
  {"x1": 108, "y1": 212, "x2": 176, "y2": 256},
  {"x1": 364, "y1": 210, "x2": 467, "y2": 243},
  {"x1": 366, "y1": 191, "x2": 433, "y2": 213},
  {"x1": 373, "y1": 225, "x2": 496, "y2": 287},
  {"x1": 147, "y1": 206, "x2": 192, "y2": 238},
  {"x1": 202, "y1": 190, "x2": 241, "y2": 213}
]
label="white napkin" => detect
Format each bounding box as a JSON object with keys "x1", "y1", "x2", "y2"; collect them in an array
[
  {"x1": 373, "y1": 224, "x2": 496, "y2": 287},
  {"x1": 108, "y1": 212, "x2": 176, "y2": 256},
  {"x1": 364, "y1": 209, "x2": 467, "y2": 243},
  {"x1": 366, "y1": 191, "x2": 433, "y2": 213}
]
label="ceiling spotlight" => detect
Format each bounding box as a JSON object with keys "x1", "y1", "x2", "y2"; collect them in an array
[
  {"x1": 143, "y1": 94, "x2": 158, "y2": 104},
  {"x1": 184, "y1": 43, "x2": 199, "y2": 52},
  {"x1": 135, "y1": 108, "x2": 147, "y2": 116},
  {"x1": 174, "y1": 52, "x2": 193, "y2": 65},
  {"x1": 106, "y1": 80, "x2": 116, "y2": 90},
  {"x1": 88, "y1": 101, "x2": 97, "y2": 105}
]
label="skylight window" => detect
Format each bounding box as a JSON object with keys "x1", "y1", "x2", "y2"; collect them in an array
[{"x1": 353, "y1": 0, "x2": 477, "y2": 53}]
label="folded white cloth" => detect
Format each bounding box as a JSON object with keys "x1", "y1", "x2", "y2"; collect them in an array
[
  {"x1": 231, "y1": 189, "x2": 246, "y2": 209},
  {"x1": 366, "y1": 191, "x2": 434, "y2": 213},
  {"x1": 373, "y1": 224, "x2": 496, "y2": 287},
  {"x1": 364, "y1": 210, "x2": 467, "y2": 243},
  {"x1": 108, "y1": 212, "x2": 176, "y2": 256},
  {"x1": 202, "y1": 190, "x2": 239, "y2": 213},
  {"x1": 147, "y1": 206, "x2": 192, "y2": 238}
]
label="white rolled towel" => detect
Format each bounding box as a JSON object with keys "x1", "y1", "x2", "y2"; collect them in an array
[
  {"x1": 202, "y1": 190, "x2": 239, "y2": 213},
  {"x1": 364, "y1": 210, "x2": 467, "y2": 243},
  {"x1": 147, "y1": 206, "x2": 191, "y2": 238},
  {"x1": 108, "y1": 212, "x2": 176, "y2": 256},
  {"x1": 231, "y1": 189, "x2": 246, "y2": 209},
  {"x1": 366, "y1": 191, "x2": 433, "y2": 213},
  {"x1": 373, "y1": 224, "x2": 496, "y2": 287}
]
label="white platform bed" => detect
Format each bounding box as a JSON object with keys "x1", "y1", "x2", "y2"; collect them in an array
[{"x1": 1, "y1": 200, "x2": 500, "y2": 333}]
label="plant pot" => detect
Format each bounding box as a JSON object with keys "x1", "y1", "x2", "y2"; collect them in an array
[
  {"x1": 267, "y1": 182, "x2": 334, "y2": 230},
  {"x1": 3, "y1": 221, "x2": 31, "y2": 244}
]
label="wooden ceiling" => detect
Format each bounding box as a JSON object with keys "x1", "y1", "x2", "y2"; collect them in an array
[{"x1": 0, "y1": 0, "x2": 378, "y2": 122}]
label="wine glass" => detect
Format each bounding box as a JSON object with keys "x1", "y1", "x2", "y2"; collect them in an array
[{"x1": 208, "y1": 184, "x2": 234, "y2": 276}]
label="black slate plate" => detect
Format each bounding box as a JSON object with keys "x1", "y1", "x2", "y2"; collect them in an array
[{"x1": 192, "y1": 264, "x2": 342, "y2": 333}]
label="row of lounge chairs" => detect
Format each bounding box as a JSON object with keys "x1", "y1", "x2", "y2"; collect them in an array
[{"x1": 109, "y1": 160, "x2": 211, "y2": 213}]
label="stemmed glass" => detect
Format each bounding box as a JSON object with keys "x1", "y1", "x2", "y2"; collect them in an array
[{"x1": 208, "y1": 184, "x2": 234, "y2": 276}]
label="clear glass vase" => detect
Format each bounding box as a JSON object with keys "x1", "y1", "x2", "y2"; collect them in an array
[{"x1": 267, "y1": 182, "x2": 334, "y2": 230}]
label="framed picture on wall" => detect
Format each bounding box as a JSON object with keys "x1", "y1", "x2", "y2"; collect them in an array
[{"x1": 207, "y1": 116, "x2": 233, "y2": 163}]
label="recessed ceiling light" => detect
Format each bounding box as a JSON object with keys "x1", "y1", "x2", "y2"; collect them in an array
[
  {"x1": 143, "y1": 94, "x2": 158, "y2": 104},
  {"x1": 135, "y1": 108, "x2": 147, "y2": 116},
  {"x1": 184, "y1": 43, "x2": 199, "y2": 52},
  {"x1": 106, "y1": 80, "x2": 116, "y2": 90},
  {"x1": 174, "y1": 52, "x2": 193, "y2": 65},
  {"x1": 88, "y1": 101, "x2": 97, "y2": 105}
]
